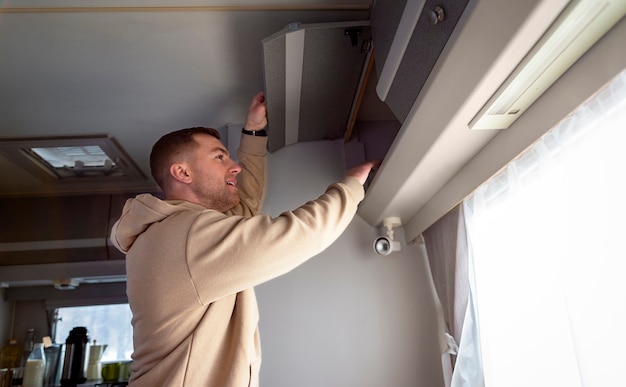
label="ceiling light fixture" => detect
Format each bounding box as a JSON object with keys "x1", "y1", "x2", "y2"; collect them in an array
[
  {"x1": 469, "y1": 0, "x2": 626, "y2": 130},
  {"x1": 53, "y1": 278, "x2": 80, "y2": 290}
]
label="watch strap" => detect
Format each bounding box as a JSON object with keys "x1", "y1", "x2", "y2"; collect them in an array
[{"x1": 242, "y1": 128, "x2": 268, "y2": 137}]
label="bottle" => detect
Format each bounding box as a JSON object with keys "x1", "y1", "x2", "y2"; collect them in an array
[
  {"x1": 12, "y1": 329, "x2": 36, "y2": 386},
  {"x1": 0, "y1": 338, "x2": 22, "y2": 369},
  {"x1": 21, "y1": 329, "x2": 35, "y2": 367},
  {"x1": 22, "y1": 343, "x2": 46, "y2": 387},
  {"x1": 60, "y1": 327, "x2": 89, "y2": 387}
]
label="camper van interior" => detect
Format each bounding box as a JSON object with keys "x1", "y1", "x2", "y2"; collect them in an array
[{"x1": 1, "y1": 0, "x2": 625, "y2": 386}]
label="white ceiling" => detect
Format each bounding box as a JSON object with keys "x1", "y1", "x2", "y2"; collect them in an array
[{"x1": 0, "y1": 0, "x2": 374, "y2": 196}]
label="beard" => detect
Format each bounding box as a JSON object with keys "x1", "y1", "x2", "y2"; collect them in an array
[{"x1": 191, "y1": 183, "x2": 240, "y2": 213}]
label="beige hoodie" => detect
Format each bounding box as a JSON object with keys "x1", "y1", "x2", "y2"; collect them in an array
[{"x1": 110, "y1": 135, "x2": 364, "y2": 386}]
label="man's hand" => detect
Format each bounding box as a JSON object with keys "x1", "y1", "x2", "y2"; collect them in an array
[
  {"x1": 345, "y1": 160, "x2": 382, "y2": 186},
  {"x1": 245, "y1": 91, "x2": 268, "y2": 131}
]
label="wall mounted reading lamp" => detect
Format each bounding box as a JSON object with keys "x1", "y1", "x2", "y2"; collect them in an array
[{"x1": 470, "y1": 0, "x2": 626, "y2": 130}]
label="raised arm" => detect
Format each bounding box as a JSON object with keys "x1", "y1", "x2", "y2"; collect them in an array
[{"x1": 229, "y1": 92, "x2": 269, "y2": 217}]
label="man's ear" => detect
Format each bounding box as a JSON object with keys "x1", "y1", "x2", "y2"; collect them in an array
[{"x1": 169, "y1": 162, "x2": 192, "y2": 184}]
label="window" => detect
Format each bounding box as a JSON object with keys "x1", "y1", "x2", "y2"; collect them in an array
[
  {"x1": 30, "y1": 145, "x2": 118, "y2": 178},
  {"x1": 0, "y1": 135, "x2": 145, "y2": 181},
  {"x1": 456, "y1": 70, "x2": 626, "y2": 386},
  {"x1": 54, "y1": 304, "x2": 133, "y2": 362}
]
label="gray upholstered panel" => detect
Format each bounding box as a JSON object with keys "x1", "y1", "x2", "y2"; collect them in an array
[
  {"x1": 262, "y1": 34, "x2": 287, "y2": 152},
  {"x1": 299, "y1": 26, "x2": 371, "y2": 142}
]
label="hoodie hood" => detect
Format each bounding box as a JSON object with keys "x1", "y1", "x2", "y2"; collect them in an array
[{"x1": 110, "y1": 193, "x2": 205, "y2": 253}]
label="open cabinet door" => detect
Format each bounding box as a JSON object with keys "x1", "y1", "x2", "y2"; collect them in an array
[{"x1": 262, "y1": 20, "x2": 371, "y2": 153}]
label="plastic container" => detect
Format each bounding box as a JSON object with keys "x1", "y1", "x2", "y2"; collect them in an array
[
  {"x1": 22, "y1": 343, "x2": 45, "y2": 387},
  {"x1": 43, "y1": 344, "x2": 63, "y2": 387}
]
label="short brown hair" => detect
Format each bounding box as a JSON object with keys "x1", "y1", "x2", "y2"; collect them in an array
[{"x1": 150, "y1": 127, "x2": 221, "y2": 191}]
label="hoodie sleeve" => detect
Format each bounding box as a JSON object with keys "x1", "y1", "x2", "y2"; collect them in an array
[
  {"x1": 186, "y1": 176, "x2": 364, "y2": 304},
  {"x1": 228, "y1": 134, "x2": 267, "y2": 217}
]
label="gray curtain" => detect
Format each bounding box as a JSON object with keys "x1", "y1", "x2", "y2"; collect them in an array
[{"x1": 422, "y1": 204, "x2": 469, "y2": 366}]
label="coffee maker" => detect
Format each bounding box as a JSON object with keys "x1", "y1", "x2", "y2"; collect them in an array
[{"x1": 86, "y1": 343, "x2": 107, "y2": 381}]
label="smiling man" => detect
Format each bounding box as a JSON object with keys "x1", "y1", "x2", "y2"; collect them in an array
[
  {"x1": 110, "y1": 92, "x2": 378, "y2": 386},
  {"x1": 158, "y1": 129, "x2": 244, "y2": 213}
]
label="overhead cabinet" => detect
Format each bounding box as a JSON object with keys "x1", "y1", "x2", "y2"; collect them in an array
[{"x1": 262, "y1": 20, "x2": 372, "y2": 152}]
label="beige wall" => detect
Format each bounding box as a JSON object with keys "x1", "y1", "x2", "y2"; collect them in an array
[{"x1": 257, "y1": 139, "x2": 444, "y2": 387}]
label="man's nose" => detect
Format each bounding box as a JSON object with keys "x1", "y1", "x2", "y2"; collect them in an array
[{"x1": 230, "y1": 161, "x2": 242, "y2": 175}]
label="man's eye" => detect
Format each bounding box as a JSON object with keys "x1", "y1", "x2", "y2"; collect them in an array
[{"x1": 216, "y1": 154, "x2": 224, "y2": 160}]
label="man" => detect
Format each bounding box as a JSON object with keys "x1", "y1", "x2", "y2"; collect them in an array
[{"x1": 110, "y1": 92, "x2": 378, "y2": 386}]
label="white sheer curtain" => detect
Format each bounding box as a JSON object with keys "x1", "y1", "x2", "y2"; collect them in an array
[{"x1": 455, "y1": 69, "x2": 626, "y2": 387}]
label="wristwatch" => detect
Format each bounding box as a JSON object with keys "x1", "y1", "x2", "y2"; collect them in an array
[{"x1": 242, "y1": 128, "x2": 268, "y2": 137}]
